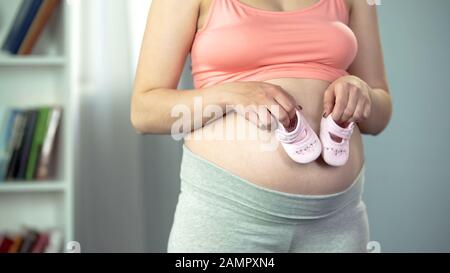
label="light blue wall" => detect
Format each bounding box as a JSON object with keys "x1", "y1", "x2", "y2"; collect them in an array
[
  {"x1": 363, "y1": 0, "x2": 450, "y2": 252},
  {"x1": 142, "y1": 0, "x2": 450, "y2": 252}
]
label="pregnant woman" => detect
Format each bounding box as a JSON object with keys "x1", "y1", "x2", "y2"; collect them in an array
[{"x1": 132, "y1": 0, "x2": 392, "y2": 253}]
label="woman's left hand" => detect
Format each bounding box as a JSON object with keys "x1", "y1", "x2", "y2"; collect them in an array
[{"x1": 323, "y1": 75, "x2": 372, "y2": 124}]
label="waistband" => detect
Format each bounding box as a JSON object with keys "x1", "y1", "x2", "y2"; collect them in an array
[{"x1": 180, "y1": 145, "x2": 365, "y2": 223}]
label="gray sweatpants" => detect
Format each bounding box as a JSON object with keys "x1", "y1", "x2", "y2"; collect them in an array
[{"x1": 167, "y1": 145, "x2": 369, "y2": 253}]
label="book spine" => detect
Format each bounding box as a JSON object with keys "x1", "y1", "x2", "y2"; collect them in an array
[
  {"x1": 26, "y1": 108, "x2": 51, "y2": 180},
  {"x1": 0, "y1": 108, "x2": 8, "y2": 147},
  {"x1": 2, "y1": 0, "x2": 44, "y2": 54},
  {"x1": 0, "y1": 110, "x2": 19, "y2": 182},
  {"x1": 5, "y1": 112, "x2": 27, "y2": 180},
  {"x1": 31, "y1": 232, "x2": 49, "y2": 253},
  {"x1": 1, "y1": 110, "x2": 19, "y2": 152},
  {"x1": 8, "y1": 235, "x2": 24, "y2": 253},
  {"x1": 18, "y1": 230, "x2": 39, "y2": 253},
  {"x1": 17, "y1": 110, "x2": 39, "y2": 180},
  {"x1": 1, "y1": 1, "x2": 35, "y2": 52},
  {"x1": 36, "y1": 107, "x2": 61, "y2": 180},
  {"x1": 44, "y1": 229, "x2": 63, "y2": 253},
  {"x1": 19, "y1": 0, "x2": 61, "y2": 55},
  {"x1": 0, "y1": 236, "x2": 14, "y2": 253},
  {"x1": 9, "y1": 111, "x2": 30, "y2": 179}
]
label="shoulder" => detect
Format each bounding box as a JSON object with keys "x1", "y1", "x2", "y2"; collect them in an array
[
  {"x1": 152, "y1": 0, "x2": 202, "y2": 10},
  {"x1": 155, "y1": 0, "x2": 202, "y2": 4},
  {"x1": 149, "y1": 0, "x2": 203, "y2": 22},
  {"x1": 344, "y1": 0, "x2": 378, "y2": 13}
]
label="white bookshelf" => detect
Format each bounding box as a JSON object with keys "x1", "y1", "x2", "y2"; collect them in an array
[
  {"x1": 0, "y1": 56, "x2": 66, "y2": 66},
  {"x1": 0, "y1": 0, "x2": 75, "y2": 251},
  {"x1": 0, "y1": 182, "x2": 67, "y2": 193}
]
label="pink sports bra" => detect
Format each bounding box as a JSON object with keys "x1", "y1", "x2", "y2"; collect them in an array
[{"x1": 190, "y1": 0, "x2": 358, "y2": 89}]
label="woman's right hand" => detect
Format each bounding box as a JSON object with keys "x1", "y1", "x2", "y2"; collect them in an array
[{"x1": 221, "y1": 81, "x2": 300, "y2": 131}]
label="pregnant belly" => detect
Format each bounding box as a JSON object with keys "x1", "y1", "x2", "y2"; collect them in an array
[{"x1": 184, "y1": 78, "x2": 365, "y2": 195}]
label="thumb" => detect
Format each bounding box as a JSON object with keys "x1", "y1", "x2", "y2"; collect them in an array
[{"x1": 323, "y1": 86, "x2": 335, "y2": 117}]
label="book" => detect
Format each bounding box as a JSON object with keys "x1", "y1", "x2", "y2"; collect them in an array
[
  {"x1": 8, "y1": 234, "x2": 24, "y2": 253},
  {"x1": 44, "y1": 229, "x2": 63, "y2": 253},
  {"x1": 1, "y1": 0, "x2": 44, "y2": 54},
  {"x1": 31, "y1": 232, "x2": 49, "y2": 253},
  {"x1": 36, "y1": 107, "x2": 61, "y2": 180},
  {"x1": 0, "y1": 109, "x2": 19, "y2": 181},
  {"x1": 0, "y1": 109, "x2": 8, "y2": 181},
  {"x1": 18, "y1": 0, "x2": 61, "y2": 55},
  {"x1": 5, "y1": 111, "x2": 27, "y2": 180},
  {"x1": 18, "y1": 229, "x2": 39, "y2": 253},
  {"x1": 0, "y1": 236, "x2": 14, "y2": 253},
  {"x1": 17, "y1": 110, "x2": 39, "y2": 180},
  {"x1": 1, "y1": 229, "x2": 62, "y2": 253},
  {"x1": 10, "y1": 111, "x2": 31, "y2": 179},
  {"x1": 26, "y1": 107, "x2": 51, "y2": 180},
  {"x1": 0, "y1": 108, "x2": 8, "y2": 146}
]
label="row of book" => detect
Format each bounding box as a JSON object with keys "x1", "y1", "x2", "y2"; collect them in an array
[
  {"x1": 2, "y1": 0, "x2": 60, "y2": 55},
  {"x1": 0, "y1": 228, "x2": 63, "y2": 253},
  {"x1": 0, "y1": 107, "x2": 62, "y2": 182}
]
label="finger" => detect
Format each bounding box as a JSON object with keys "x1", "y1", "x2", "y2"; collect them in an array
[
  {"x1": 273, "y1": 92, "x2": 297, "y2": 120},
  {"x1": 340, "y1": 86, "x2": 358, "y2": 123},
  {"x1": 244, "y1": 110, "x2": 259, "y2": 126},
  {"x1": 363, "y1": 101, "x2": 371, "y2": 120},
  {"x1": 267, "y1": 101, "x2": 291, "y2": 129},
  {"x1": 323, "y1": 87, "x2": 335, "y2": 117},
  {"x1": 350, "y1": 99, "x2": 366, "y2": 123},
  {"x1": 331, "y1": 83, "x2": 349, "y2": 122},
  {"x1": 242, "y1": 105, "x2": 259, "y2": 128},
  {"x1": 256, "y1": 107, "x2": 273, "y2": 131}
]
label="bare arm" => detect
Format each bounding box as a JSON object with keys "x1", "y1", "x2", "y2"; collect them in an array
[
  {"x1": 131, "y1": 0, "x2": 297, "y2": 135},
  {"x1": 347, "y1": 0, "x2": 392, "y2": 135},
  {"x1": 323, "y1": 0, "x2": 392, "y2": 136},
  {"x1": 131, "y1": 0, "x2": 224, "y2": 134}
]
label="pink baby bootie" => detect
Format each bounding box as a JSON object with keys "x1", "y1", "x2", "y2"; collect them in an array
[
  {"x1": 275, "y1": 110, "x2": 322, "y2": 164},
  {"x1": 320, "y1": 115, "x2": 355, "y2": 167}
]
